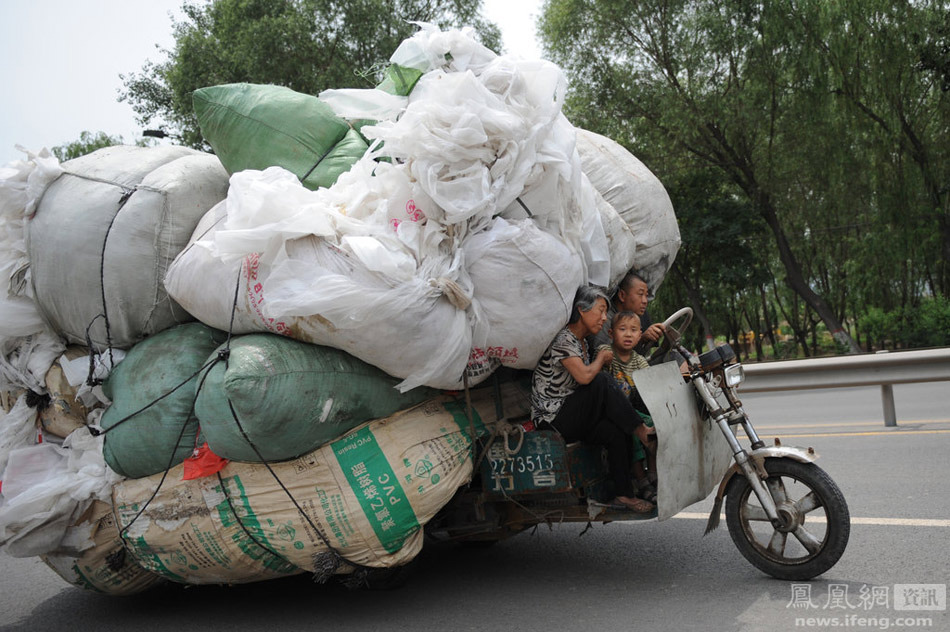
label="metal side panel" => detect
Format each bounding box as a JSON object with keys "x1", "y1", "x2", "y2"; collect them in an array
[{"x1": 633, "y1": 362, "x2": 734, "y2": 521}]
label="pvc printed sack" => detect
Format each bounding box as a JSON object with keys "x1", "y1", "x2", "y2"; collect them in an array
[
  {"x1": 42, "y1": 500, "x2": 164, "y2": 595},
  {"x1": 113, "y1": 382, "x2": 531, "y2": 585},
  {"x1": 195, "y1": 333, "x2": 435, "y2": 463},
  {"x1": 27, "y1": 145, "x2": 229, "y2": 349},
  {"x1": 193, "y1": 83, "x2": 368, "y2": 191},
  {"x1": 99, "y1": 323, "x2": 227, "y2": 479},
  {"x1": 575, "y1": 128, "x2": 680, "y2": 293}
]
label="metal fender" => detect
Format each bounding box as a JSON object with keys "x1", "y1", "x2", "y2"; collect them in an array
[{"x1": 704, "y1": 443, "x2": 819, "y2": 534}]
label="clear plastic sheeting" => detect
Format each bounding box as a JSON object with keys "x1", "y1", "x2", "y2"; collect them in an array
[
  {"x1": 0, "y1": 427, "x2": 120, "y2": 557},
  {"x1": 0, "y1": 393, "x2": 39, "y2": 478},
  {"x1": 0, "y1": 148, "x2": 66, "y2": 392}
]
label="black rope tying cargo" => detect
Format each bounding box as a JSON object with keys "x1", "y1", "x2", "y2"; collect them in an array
[
  {"x1": 116, "y1": 363, "x2": 214, "y2": 542},
  {"x1": 215, "y1": 471, "x2": 294, "y2": 568},
  {"x1": 85, "y1": 356, "x2": 219, "y2": 438},
  {"x1": 218, "y1": 268, "x2": 378, "y2": 583},
  {"x1": 515, "y1": 197, "x2": 534, "y2": 218},
  {"x1": 85, "y1": 187, "x2": 134, "y2": 387}
]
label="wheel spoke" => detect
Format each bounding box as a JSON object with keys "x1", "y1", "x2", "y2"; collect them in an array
[
  {"x1": 793, "y1": 525, "x2": 823, "y2": 554},
  {"x1": 767, "y1": 477, "x2": 788, "y2": 504},
  {"x1": 743, "y1": 504, "x2": 771, "y2": 522},
  {"x1": 767, "y1": 530, "x2": 788, "y2": 557},
  {"x1": 795, "y1": 491, "x2": 822, "y2": 515}
]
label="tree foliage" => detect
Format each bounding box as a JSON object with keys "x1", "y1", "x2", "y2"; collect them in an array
[
  {"x1": 120, "y1": 0, "x2": 501, "y2": 148},
  {"x1": 540, "y1": 0, "x2": 950, "y2": 356}
]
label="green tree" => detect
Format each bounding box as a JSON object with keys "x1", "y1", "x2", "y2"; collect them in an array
[
  {"x1": 51, "y1": 130, "x2": 150, "y2": 162},
  {"x1": 541, "y1": 0, "x2": 950, "y2": 355},
  {"x1": 649, "y1": 168, "x2": 769, "y2": 353},
  {"x1": 786, "y1": 0, "x2": 950, "y2": 295},
  {"x1": 120, "y1": 0, "x2": 501, "y2": 148}
]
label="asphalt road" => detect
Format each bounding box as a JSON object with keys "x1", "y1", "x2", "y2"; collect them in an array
[{"x1": 1, "y1": 382, "x2": 947, "y2": 632}]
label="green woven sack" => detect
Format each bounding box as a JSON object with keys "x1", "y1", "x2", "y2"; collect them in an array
[
  {"x1": 101, "y1": 323, "x2": 227, "y2": 478},
  {"x1": 193, "y1": 83, "x2": 368, "y2": 190},
  {"x1": 194, "y1": 334, "x2": 434, "y2": 463}
]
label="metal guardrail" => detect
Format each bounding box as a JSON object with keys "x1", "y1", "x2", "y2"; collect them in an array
[{"x1": 739, "y1": 347, "x2": 950, "y2": 427}]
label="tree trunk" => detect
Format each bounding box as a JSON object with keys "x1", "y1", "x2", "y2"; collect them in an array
[
  {"x1": 756, "y1": 191, "x2": 861, "y2": 354},
  {"x1": 673, "y1": 264, "x2": 716, "y2": 350},
  {"x1": 759, "y1": 284, "x2": 779, "y2": 357},
  {"x1": 743, "y1": 304, "x2": 764, "y2": 362}
]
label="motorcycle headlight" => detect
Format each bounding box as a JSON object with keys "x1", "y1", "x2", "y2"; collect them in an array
[{"x1": 724, "y1": 364, "x2": 745, "y2": 387}]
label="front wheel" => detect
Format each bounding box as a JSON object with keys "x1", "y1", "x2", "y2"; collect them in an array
[{"x1": 725, "y1": 458, "x2": 850, "y2": 580}]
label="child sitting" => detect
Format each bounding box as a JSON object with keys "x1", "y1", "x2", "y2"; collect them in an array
[{"x1": 597, "y1": 310, "x2": 658, "y2": 503}]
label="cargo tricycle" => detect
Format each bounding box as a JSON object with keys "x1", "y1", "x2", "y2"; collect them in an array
[{"x1": 427, "y1": 307, "x2": 851, "y2": 580}]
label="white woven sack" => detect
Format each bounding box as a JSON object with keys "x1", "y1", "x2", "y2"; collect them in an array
[
  {"x1": 575, "y1": 129, "x2": 680, "y2": 293},
  {"x1": 464, "y1": 218, "x2": 583, "y2": 380},
  {"x1": 27, "y1": 146, "x2": 229, "y2": 349},
  {"x1": 165, "y1": 200, "x2": 473, "y2": 392}
]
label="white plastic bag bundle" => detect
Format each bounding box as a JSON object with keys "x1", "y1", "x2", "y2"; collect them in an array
[
  {"x1": 322, "y1": 24, "x2": 611, "y2": 286},
  {"x1": 0, "y1": 148, "x2": 66, "y2": 392},
  {"x1": 590, "y1": 182, "x2": 638, "y2": 288},
  {"x1": 165, "y1": 178, "x2": 474, "y2": 391},
  {"x1": 167, "y1": 26, "x2": 679, "y2": 391},
  {"x1": 0, "y1": 393, "x2": 39, "y2": 477},
  {"x1": 27, "y1": 145, "x2": 229, "y2": 349},
  {"x1": 464, "y1": 218, "x2": 583, "y2": 380},
  {"x1": 0, "y1": 428, "x2": 120, "y2": 557},
  {"x1": 575, "y1": 128, "x2": 681, "y2": 292}
]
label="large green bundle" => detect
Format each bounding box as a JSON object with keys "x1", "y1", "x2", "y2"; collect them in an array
[
  {"x1": 193, "y1": 83, "x2": 368, "y2": 190},
  {"x1": 101, "y1": 323, "x2": 227, "y2": 478},
  {"x1": 194, "y1": 334, "x2": 434, "y2": 463}
]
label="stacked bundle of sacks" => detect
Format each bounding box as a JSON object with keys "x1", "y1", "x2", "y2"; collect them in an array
[{"x1": 0, "y1": 25, "x2": 679, "y2": 593}]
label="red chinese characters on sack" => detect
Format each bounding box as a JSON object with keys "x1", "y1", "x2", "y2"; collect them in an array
[
  {"x1": 391, "y1": 199, "x2": 426, "y2": 233},
  {"x1": 468, "y1": 346, "x2": 519, "y2": 365},
  {"x1": 243, "y1": 254, "x2": 292, "y2": 337}
]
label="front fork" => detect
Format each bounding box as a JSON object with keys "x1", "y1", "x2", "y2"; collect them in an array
[{"x1": 692, "y1": 373, "x2": 784, "y2": 529}]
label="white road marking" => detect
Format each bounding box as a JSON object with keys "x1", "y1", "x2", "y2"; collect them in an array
[
  {"x1": 672, "y1": 512, "x2": 950, "y2": 527},
  {"x1": 752, "y1": 419, "x2": 950, "y2": 429}
]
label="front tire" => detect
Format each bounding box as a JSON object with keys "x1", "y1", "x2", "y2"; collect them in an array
[{"x1": 725, "y1": 458, "x2": 850, "y2": 580}]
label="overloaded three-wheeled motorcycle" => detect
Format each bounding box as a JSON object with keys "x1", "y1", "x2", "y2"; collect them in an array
[{"x1": 427, "y1": 308, "x2": 851, "y2": 581}]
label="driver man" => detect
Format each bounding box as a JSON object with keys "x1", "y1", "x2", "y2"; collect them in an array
[{"x1": 589, "y1": 271, "x2": 665, "y2": 356}]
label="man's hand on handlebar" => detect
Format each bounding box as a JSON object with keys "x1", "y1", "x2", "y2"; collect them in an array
[{"x1": 642, "y1": 323, "x2": 666, "y2": 343}]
